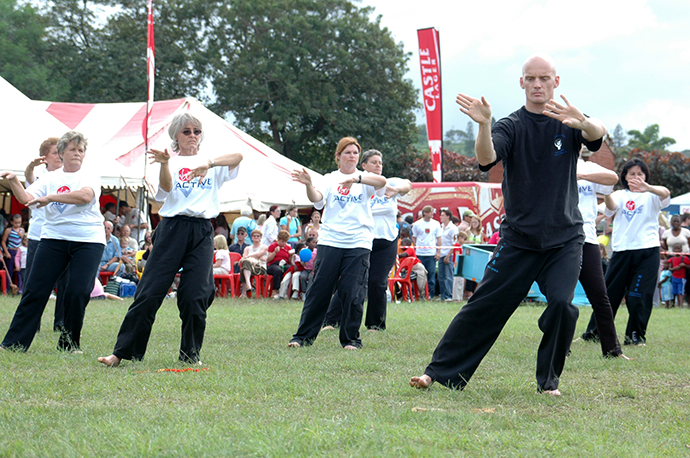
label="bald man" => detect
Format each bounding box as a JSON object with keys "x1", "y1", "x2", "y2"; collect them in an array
[{"x1": 410, "y1": 54, "x2": 607, "y2": 395}]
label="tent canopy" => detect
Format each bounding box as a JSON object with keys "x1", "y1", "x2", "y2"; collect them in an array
[
  {"x1": 1, "y1": 76, "x2": 321, "y2": 212},
  {"x1": 663, "y1": 191, "x2": 690, "y2": 214}
]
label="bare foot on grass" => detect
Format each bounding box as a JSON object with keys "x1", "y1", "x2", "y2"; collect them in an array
[
  {"x1": 287, "y1": 341, "x2": 301, "y2": 348},
  {"x1": 321, "y1": 325, "x2": 336, "y2": 331},
  {"x1": 409, "y1": 374, "x2": 433, "y2": 389},
  {"x1": 619, "y1": 354, "x2": 632, "y2": 360},
  {"x1": 98, "y1": 355, "x2": 121, "y2": 367},
  {"x1": 343, "y1": 345, "x2": 358, "y2": 350},
  {"x1": 541, "y1": 389, "x2": 561, "y2": 396}
]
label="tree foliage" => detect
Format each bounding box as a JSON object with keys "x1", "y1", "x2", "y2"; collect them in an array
[
  {"x1": 401, "y1": 149, "x2": 488, "y2": 183},
  {"x1": 627, "y1": 124, "x2": 676, "y2": 153},
  {"x1": 207, "y1": 0, "x2": 419, "y2": 174}
]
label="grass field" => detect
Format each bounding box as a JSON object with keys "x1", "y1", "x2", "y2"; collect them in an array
[{"x1": 0, "y1": 294, "x2": 688, "y2": 457}]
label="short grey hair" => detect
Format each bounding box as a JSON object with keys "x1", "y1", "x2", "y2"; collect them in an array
[
  {"x1": 168, "y1": 113, "x2": 204, "y2": 152},
  {"x1": 57, "y1": 131, "x2": 88, "y2": 155},
  {"x1": 361, "y1": 149, "x2": 382, "y2": 165}
]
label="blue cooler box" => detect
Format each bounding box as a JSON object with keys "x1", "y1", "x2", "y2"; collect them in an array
[{"x1": 119, "y1": 283, "x2": 137, "y2": 298}]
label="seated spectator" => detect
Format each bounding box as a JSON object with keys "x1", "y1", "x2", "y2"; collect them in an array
[
  {"x1": 100, "y1": 221, "x2": 124, "y2": 275},
  {"x1": 119, "y1": 225, "x2": 138, "y2": 273},
  {"x1": 103, "y1": 202, "x2": 120, "y2": 226},
  {"x1": 279, "y1": 242, "x2": 307, "y2": 299},
  {"x1": 213, "y1": 235, "x2": 231, "y2": 275},
  {"x1": 231, "y1": 205, "x2": 257, "y2": 243},
  {"x1": 240, "y1": 229, "x2": 268, "y2": 298},
  {"x1": 280, "y1": 205, "x2": 302, "y2": 246},
  {"x1": 229, "y1": 226, "x2": 249, "y2": 256},
  {"x1": 267, "y1": 230, "x2": 293, "y2": 299},
  {"x1": 398, "y1": 237, "x2": 427, "y2": 297},
  {"x1": 299, "y1": 237, "x2": 318, "y2": 298},
  {"x1": 91, "y1": 277, "x2": 123, "y2": 301},
  {"x1": 214, "y1": 214, "x2": 230, "y2": 243}
]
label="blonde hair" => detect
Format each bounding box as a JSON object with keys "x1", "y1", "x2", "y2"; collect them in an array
[
  {"x1": 334, "y1": 137, "x2": 361, "y2": 165},
  {"x1": 214, "y1": 235, "x2": 228, "y2": 250}
]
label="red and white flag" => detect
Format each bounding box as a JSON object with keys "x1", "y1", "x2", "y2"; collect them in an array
[
  {"x1": 417, "y1": 28, "x2": 443, "y2": 182},
  {"x1": 142, "y1": 0, "x2": 155, "y2": 144}
]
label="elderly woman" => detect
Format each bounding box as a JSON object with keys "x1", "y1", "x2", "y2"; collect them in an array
[
  {"x1": 99, "y1": 112, "x2": 242, "y2": 367},
  {"x1": 0, "y1": 131, "x2": 104, "y2": 353},
  {"x1": 582, "y1": 158, "x2": 670, "y2": 346},
  {"x1": 323, "y1": 149, "x2": 411, "y2": 330},
  {"x1": 288, "y1": 137, "x2": 386, "y2": 350},
  {"x1": 239, "y1": 229, "x2": 268, "y2": 298}
]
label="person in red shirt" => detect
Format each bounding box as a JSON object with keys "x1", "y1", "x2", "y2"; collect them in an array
[
  {"x1": 267, "y1": 230, "x2": 293, "y2": 299},
  {"x1": 668, "y1": 243, "x2": 689, "y2": 308}
]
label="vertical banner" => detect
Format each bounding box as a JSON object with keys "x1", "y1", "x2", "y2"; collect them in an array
[
  {"x1": 417, "y1": 28, "x2": 443, "y2": 182},
  {"x1": 142, "y1": 0, "x2": 155, "y2": 146}
]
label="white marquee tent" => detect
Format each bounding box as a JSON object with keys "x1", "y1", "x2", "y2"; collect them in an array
[{"x1": 1, "y1": 76, "x2": 321, "y2": 211}]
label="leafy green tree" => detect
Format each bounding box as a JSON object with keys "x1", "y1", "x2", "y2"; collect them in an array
[
  {"x1": 627, "y1": 124, "x2": 676, "y2": 152},
  {"x1": 207, "y1": 0, "x2": 419, "y2": 175},
  {"x1": 401, "y1": 149, "x2": 488, "y2": 183},
  {"x1": 0, "y1": 0, "x2": 66, "y2": 99}
]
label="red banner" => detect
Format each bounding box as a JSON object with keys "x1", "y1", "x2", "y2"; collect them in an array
[
  {"x1": 142, "y1": 0, "x2": 155, "y2": 144},
  {"x1": 417, "y1": 28, "x2": 442, "y2": 182}
]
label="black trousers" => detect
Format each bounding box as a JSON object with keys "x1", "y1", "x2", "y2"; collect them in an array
[
  {"x1": 266, "y1": 263, "x2": 284, "y2": 292},
  {"x1": 324, "y1": 237, "x2": 398, "y2": 330},
  {"x1": 424, "y1": 239, "x2": 582, "y2": 391},
  {"x1": 2, "y1": 239, "x2": 103, "y2": 351},
  {"x1": 111, "y1": 216, "x2": 215, "y2": 362},
  {"x1": 579, "y1": 243, "x2": 622, "y2": 356},
  {"x1": 290, "y1": 245, "x2": 370, "y2": 348},
  {"x1": 26, "y1": 239, "x2": 68, "y2": 331},
  {"x1": 584, "y1": 247, "x2": 659, "y2": 343}
]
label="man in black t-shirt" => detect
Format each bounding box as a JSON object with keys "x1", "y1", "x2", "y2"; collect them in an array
[{"x1": 410, "y1": 54, "x2": 606, "y2": 395}]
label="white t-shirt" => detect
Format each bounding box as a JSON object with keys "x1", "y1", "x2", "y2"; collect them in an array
[
  {"x1": 25, "y1": 168, "x2": 105, "y2": 245},
  {"x1": 662, "y1": 227, "x2": 690, "y2": 253},
  {"x1": 215, "y1": 249, "x2": 231, "y2": 273},
  {"x1": 440, "y1": 222, "x2": 459, "y2": 256},
  {"x1": 314, "y1": 170, "x2": 383, "y2": 250},
  {"x1": 606, "y1": 189, "x2": 671, "y2": 252},
  {"x1": 27, "y1": 167, "x2": 50, "y2": 241},
  {"x1": 156, "y1": 154, "x2": 239, "y2": 219},
  {"x1": 577, "y1": 160, "x2": 614, "y2": 245},
  {"x1": 412, "y1": 218, "x2": 442, "y2": 256},
  {"x1": 370, "y1": 177, "x2": 404, "y2": 242},
  {"x1": 261, "y1": 215, "x2": 279, "y2": 246}
]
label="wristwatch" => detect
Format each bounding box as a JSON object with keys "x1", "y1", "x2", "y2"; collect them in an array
[{"x1": 358, "y1": 174, "x2": 362, "y2": 183}]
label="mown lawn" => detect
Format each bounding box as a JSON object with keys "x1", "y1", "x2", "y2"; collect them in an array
[{"x1": 0, "y1": 294, "x2": 688, "y2": 457}]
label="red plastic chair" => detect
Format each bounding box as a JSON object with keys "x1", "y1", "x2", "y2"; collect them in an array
[
  {"x1": 0, "y1": 269, "x2": 6, "y2": 295},
  {"x1": 388, "y1": 257, "x2": 428, "y2": 302},
  {"x1": 98, "y1": 271, "x2": 114, "y2": 286}
]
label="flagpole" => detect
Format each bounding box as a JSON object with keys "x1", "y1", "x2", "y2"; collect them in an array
[{"x1": 141, "y1": 0, "x2": 155, "y2": 244}]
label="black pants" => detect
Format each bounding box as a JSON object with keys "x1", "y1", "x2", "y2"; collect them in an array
[
  {"x1": 579, "y1": 243, "x2": 622, "y2": 356},
  {"x1": 324, "y1": 237, "x2": 398, "y2": 330},
  {"x1": 290, "y1": 245, "x2": 370, "y2": 348},
  {"x1": 424, "y1": 239, "x2": 582, "y2": 391},
  {"x1": 26, "y1": 239, "x2": 67, "y2": 331},
  {"x1": 111, "y1": 216, "x2": 215, "y2": 363},
  {"x1": 584, "y1": 247, "x2": 659, "y2": 344},
  {"x1": 1, "y1": 239, "x2": 103, "y2": 351},
  {"x1": 266, "y1": 263, "x2": 284, "y2": 293}
]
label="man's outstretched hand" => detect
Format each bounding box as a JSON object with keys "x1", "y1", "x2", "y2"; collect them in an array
[{"x1": 456, "y1": 93, "x2": 492, "y2": 125}]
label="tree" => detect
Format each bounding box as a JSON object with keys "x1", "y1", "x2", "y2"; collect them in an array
[
  {"x1": 0, "y1": 0, "x2": 67, "y2": 99},
  {"x1": 611, "y1": 124, "x2": 627, "y2": 151},
  {"x1": 627, "y1": 124, "x2": 676, "y2": 152},
  {"x1": 401, "y1": 149, "x2": 488, "y2": 183},
  {"x1": 207, "y1": 0, "x2": 419, "y2": 175}
]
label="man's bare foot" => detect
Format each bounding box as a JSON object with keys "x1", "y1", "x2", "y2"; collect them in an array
[
  {"x1": 541, "y1": 389, "x2": 561, "y2": 396},
  {"x1": 409, "y1": 374, "x2": 433, "y2": 389},
  {"x1": 97, "y1": 355, "x2": 121, "y2": 367},
  {"x1": 287, "y1": 341, "x2": 301, "y2": 348},
  {"x1": 71, "y1": 350, "x2": 84, "y2": 355},
  {"x1": 343, "y1": 345, "x2": 358, "y2": 350},
  {"x1": 321, "y1": 325, "x2": 336, "y2": 331},
  {"x1": 619, "y1": 354, "x2": 632, "y2": 360}
]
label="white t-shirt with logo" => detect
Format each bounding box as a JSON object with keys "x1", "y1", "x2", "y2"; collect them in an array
[
  {"x1": 370, "y1": 177, "x2": 403, "y2": 242},
  {"x1": 27, "y1": 167, "x2": 50, "y2": 241},
  {"x1": 606, "y1": 189, "x2": 670, "y2": 252},
  {"x1": 314, "y1": 170, "x2": 382, "y2": 250},
  {"x1": 440, "y1": 222, "x2": 459, "y2": 256},
  {"x1": 577, "y1": 160, "x2": 614, "y2": 245},
  {"x1": 412, "y1": 218, "x2": 442, "y2": 256},
  {"x1": 156, "y1": 154, "x2": 239, "y2": 219},
  {"x1": 25, "y1": 168, "x2": 105, "y2": 245}
]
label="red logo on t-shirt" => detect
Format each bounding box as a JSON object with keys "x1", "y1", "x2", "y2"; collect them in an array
[
  {"x1": 337, "y1": 185, "x2": 350, "y2": 196},
  {"x1": 626, "y1": 200, "x2": 636, "y2": 211},
  {"x1": 57, "y1": 186, "x2": 71, "y2": 194},
  {"x1": 425, "y1": 228, "x2": 430, "y2": 234},
  {"x1": 178, "y1": 168, "x2": 192, "y2": 182}
]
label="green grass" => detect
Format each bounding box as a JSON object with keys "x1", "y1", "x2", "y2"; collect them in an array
[{"x1": 0, "y1": 295, "x2": 688, "y2": 457}]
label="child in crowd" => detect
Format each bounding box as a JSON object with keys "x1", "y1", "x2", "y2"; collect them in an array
[
  {"x1": 658, "y1": 257, "x2": 673, "y2": 308},
  {"x1": 14, "y1": 235, "x2": 28, "y2": 294},
  {"x1": 668, "y1": 243, "x2": 689, "y2": 308},
  {"x1": 279, "y1": 242, "x2": 305, "y2": 299},
  {"x1": 397, "y1": 238, "x2": 427, "y2": 299},
  {"x1": 599, "y1": 243, "x2": 609, "y2": 275},
  {"x1": 213, "y1": 235, "x2": 231, "y2": 275},
  {"x1": 299, "y1": 237, "x2": 317, "y2": 298},
  {"x1": 452, "y1": 231, "x2": 468, "y2": 301}
]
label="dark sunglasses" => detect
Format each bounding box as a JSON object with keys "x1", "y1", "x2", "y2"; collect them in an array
[{"x1": 182, "y1": 129, "x2": 202, "y2": 136}]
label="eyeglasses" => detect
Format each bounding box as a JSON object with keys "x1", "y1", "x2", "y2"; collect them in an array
[{"x1": 181, "y1": 129, "x2": 202, "y2": 136}]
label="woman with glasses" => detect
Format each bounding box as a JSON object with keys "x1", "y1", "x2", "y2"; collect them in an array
[
  {"x1": 239, "y1": 229, "x2": 268, "y2": 298},
  {"x1": 99, "y1": 113, "x2": 242, "y2": 367}
]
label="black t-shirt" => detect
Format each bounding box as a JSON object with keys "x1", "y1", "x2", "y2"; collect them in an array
[{"x1": 480, "y1": 106, "x2": 602, "y2": 251}]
